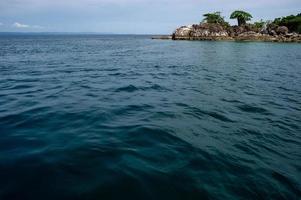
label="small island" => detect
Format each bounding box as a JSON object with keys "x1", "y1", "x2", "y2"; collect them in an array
[{"x1": 154, "y1": 11, "x2": 301, "y2": 42}]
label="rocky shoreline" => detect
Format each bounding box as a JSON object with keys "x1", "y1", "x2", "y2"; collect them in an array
[{"x1": 153, "y1": 23, "x2": 301, "y2": 43}]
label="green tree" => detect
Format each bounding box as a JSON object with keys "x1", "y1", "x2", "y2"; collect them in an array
[
  {"x1": 273, "y1": 13, "x2": 301, "y2": 33},
  {"x1": 254, "y1": 19, "x2": 265, "y2": 29},
  {"x1": 202, "y1": 12, "x2": 230, "y2": 27},
  {"x1": 203, "y1": 12, "x2": 224, "y2": 24},
  {"x1": 230, "y1": 10, "x2": 253, "y2": 26}
]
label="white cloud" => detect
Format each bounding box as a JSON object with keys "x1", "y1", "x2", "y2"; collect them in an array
[
  {"x1": 12, "y1": 22, "x2": 43, "y2": 29},
  {"x1": 13, "y1": 22, "x2": 30, "y2": 28}
]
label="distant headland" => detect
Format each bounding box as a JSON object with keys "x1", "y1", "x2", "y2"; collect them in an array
[{"x1": 153, "y1": 11, "x2": 301, "y2": 42}]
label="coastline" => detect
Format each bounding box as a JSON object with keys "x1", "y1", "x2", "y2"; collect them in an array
[
  {"x1": 151, "y1": 35, "x2": 301, "y2": 43},
  {"x1": 152, "y1": 34, "x2": 301, "y2": 43}
]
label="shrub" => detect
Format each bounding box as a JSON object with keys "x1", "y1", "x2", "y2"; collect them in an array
[{"x1": 273, "y1": 14, "x2": 301, "y2": 33}]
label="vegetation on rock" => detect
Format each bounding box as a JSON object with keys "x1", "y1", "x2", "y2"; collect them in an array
[
  {"x1": 200, "y1": 11, "x2": 300, "y2": 34},
  {"x1": 230, "y1": 11, "x2": 253, "y2": 26},
  {"x1": 202, "y1": 12, "x2": 230, "y2": 27},
  {"x1": 273, "y1": 14, "x2": 301, "y2": 33},
  {"x1": 254, "y1": 20, "x2": 265, "y2": 29},
  {"x1": 169, "y1": 11, "x2": 301, "y2": 43}
]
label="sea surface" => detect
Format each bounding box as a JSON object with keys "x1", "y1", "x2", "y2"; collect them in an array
[{"x1": 0, "y1": 34, "x2": 300, "y2": 200}]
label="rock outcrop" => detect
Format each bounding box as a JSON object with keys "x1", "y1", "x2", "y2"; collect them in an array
[
  {"x1": 169, "y1": 23, "x2": 301, "y2": 42},
  {"x1": 276, "y1": 26, "x2": 289, "y2": 35},
  {"x1": 173, "y1": 24, "x2": 231, "y2": 40}
]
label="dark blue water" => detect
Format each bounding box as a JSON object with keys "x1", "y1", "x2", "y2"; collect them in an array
[{"x1": 0, "y1": 34, "x2": 301, "y2": 200}]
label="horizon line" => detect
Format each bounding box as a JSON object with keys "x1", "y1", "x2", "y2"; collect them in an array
[{"x1": 0, "y1": 32, "x2": 169, "y2": 35}]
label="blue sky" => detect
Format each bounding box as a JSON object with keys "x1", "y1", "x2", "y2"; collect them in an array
[{"x1": 0, "y1": 0, "x2": 300, "y2": 34}]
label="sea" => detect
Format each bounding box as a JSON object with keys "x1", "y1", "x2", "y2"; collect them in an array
[{"x1": 0, "y1": 34, "x2": 300, "y2": 200}]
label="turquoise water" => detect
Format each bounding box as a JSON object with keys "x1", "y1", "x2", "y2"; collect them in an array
[{"x1": 0, "y1": 34, "x2": 300, "y2": 199}]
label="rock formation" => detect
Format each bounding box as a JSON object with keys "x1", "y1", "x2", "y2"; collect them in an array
[
  {"x1": 170, "y1": 23, "x2": 301, "y2": 42},
  {"x1": 173, "y1": 24, "x2": 229, "y2": 40}
]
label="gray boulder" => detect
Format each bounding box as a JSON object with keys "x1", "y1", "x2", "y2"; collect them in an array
[{"x1": 276, "y1": 26, "x2": 289, "y2": 35}]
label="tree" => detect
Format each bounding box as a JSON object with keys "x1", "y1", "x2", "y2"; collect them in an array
[
  {"x1": 202, "y1": 12, "x2": 230, "y2": 27},
  {"x1": 273, "y1": 14, "x2": 301, "y2": 33},
  {"x1": 254, "y1": 19, "x2": 265, "y2": 29},
  {"x1": 230, "y1": 10, "x2": 253, "y2": 26},
  {"x1": 203, "y1": 12, "x2": 224, "y2": 24}
]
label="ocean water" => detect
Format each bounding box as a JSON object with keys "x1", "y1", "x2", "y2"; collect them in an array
[{"x1": 0, "y1": 34, "x2": 300, "y2": 200}]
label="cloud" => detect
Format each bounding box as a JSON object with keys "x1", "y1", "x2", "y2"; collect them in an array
[
  {"x1": 12, "y1": 22, "x2": 43, "y2": 29},
  {"x1": 0, "y1": 22, "x2": 3, "y2": 26},
  {"x1": 13, "y1": 22, "x2": 30, "y2": 28}
]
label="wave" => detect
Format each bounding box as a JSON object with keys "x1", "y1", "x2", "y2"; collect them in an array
[
  {"x1": 114, "y1": 84, "x2": 169, "y2": 93},
  {"x1": 237, "y1": 104, "x2": 269, "y2": 114}
]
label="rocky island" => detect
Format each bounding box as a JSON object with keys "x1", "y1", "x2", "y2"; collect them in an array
[{"x1": 154, "y1": 11, "x2": 301, "y2": 42}]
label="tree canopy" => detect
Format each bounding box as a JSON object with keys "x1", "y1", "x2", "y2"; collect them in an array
[
  {"x1": 199, "y1": 11, "x2": 300, "y2": 33},
  {"x1": 254, "y1": 20, "x2": 265, "y2": 29},
  {"x1": 274, "y1": 14, "x2": 301, "y2": 33},
  {"x1": 202, "y1": 12, "x2": 229, "y2": 27},
  {"x1": 230, "y1": 10, "x2": 253, "y2": 26}
]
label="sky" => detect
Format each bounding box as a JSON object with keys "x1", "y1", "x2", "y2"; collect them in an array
[{"x1": 0, "y1": 0, "x2": 300, "y2": 34}]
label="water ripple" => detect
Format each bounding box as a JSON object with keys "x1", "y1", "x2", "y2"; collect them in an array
[
  {"x1": 0, "y1": 35, "x2": 300, "y2": 200},
  {"x1": 237, "y1": 104, "x2": 269, "y2": 114}
]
